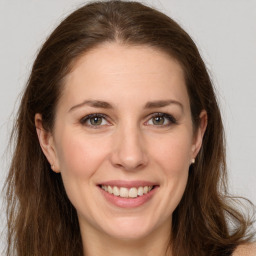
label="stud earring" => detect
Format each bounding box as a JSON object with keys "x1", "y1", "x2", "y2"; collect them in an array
[
  {"x1": 51, "y1": 164, "x2": 54, "y2": 170},
  {"x1": 191, "y1": 158, "x2": 195, "y2": 164}
]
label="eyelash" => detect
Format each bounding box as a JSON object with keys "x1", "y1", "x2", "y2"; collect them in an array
[
  {"x1": 80, "y1": 113, "x2": 109, "y2": 128},
  {"x1": 79, "y1": 112, "x2": 177, "y2": 128},
  {"x1": 146, "y1": 112, "x2": 177, "y2": 126}
]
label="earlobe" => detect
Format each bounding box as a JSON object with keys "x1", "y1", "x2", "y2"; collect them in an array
[
  {"x1": 35, "y1": 113, "x2": 60, "y2": 173},
  {"x1": 192, "y1": 110, "x2": 208, "y2": 158}
]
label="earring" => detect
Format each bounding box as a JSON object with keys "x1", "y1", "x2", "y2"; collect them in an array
[
  {"x1": 191, "y1": 158, "x2": 195, "y2": 164},
  {"x1": 51, "y1": 164, "x2": 54, "y2": 170}
]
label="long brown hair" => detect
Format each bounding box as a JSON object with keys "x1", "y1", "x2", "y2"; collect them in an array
[{"x1": 5, "y1": 1, "x2": 254, "y2": 255}]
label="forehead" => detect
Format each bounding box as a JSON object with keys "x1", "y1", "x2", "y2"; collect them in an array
[
  {"x1": 59, "y1": 43, "x2": 189, "y2": 110},
  {"x1": 70, "y1": 43, "x2": 184, "y2": 78}
]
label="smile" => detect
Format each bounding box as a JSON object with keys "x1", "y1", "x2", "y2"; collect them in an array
[
  {"x1": 100, "y1": 185, "x2": 154, "y2": 198},
  {"x1": 98, "y1": 181, "x2": 158, "y2": 208}
]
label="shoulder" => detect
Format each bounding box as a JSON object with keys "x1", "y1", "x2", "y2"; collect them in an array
[{"x1": 232, "y1": 243, "x2": 256, "y2": 256}]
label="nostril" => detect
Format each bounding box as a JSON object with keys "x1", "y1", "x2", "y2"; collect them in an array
[{"x1": 109, "y1": 133, "x2": 148, "y2": 171}]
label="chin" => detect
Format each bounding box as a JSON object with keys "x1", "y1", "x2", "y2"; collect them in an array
[{"x1": 100, "y1": 216, "x2": 161, "y2": 241}]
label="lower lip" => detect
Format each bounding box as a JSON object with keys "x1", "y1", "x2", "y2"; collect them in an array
[{"x1": 99, "y1": 186, "x2": 158, "y2": 208}]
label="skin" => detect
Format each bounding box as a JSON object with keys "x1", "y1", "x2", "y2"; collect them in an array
[
  {"x1": 233, "y1": 243, "x2": 256, "y2": 256},
  {"x1": 36, "y1": 43, "x2": 207, "y2": 256}
]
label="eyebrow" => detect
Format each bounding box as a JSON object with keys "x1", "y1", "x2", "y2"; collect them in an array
[
  {"x1": 69, "y1": 100, "x2": 113, "y2": 112},
  {"x1": 69, "y1": 99, "x2": 183, "y2": 112},
  {"x1": 144, "y1": 100, "x2": 183, "y2": 111}
]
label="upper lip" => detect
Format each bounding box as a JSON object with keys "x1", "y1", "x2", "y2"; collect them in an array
[{"x1": 98, "y1": 180, "x2": 158, "y2": 188}]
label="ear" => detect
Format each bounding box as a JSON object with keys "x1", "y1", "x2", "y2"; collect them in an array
[
  {"x1": 191, "y1": 110, "x2": 208, "y2": 159},
  {"x1": 35, "y1": 113, "x2": 60, "y2": 173}
]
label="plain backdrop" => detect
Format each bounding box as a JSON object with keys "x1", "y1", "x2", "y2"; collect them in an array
[{"x1": 0, "y1": 0, "x2": 256, "y2": 251}]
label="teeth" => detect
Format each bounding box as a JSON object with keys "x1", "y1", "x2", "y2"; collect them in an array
[
  {"x1": 138, "y1": 187, "x2": 144, "y2": 196},
  {"x1": 129, "y1": 187, "x2": 138, "y2": 198},
  {"x1": 107, "y1": 185, "x2": 113, "y2": 194},
  {"x1": 101, "y1": 185, "x2": 154, "y2": 198},
  {"x1": 113, "y1": 186, "x2": 119, "y2": 196},
  {"x1": 120, "y1": 187, "x2": 129, "y2": 198}
]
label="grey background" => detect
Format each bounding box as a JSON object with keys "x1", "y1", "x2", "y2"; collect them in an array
[{"x1": 1, "y1": 0, "x2": 256, "y2": 251}]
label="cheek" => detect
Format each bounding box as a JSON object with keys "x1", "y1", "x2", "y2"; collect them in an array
[
  {"x1": 55, "y1": 131, "x2": 109, "y2": 179},
  {"x1": 150, "y1": 130, "x2": 192, "y2": 202},
  {"x1": 150, "y1": 130, "x2": 193, "y2": 175},
  {"x1": 54, "y1": 131, "x2": 111, "y2": 215},
  {"x1": 142, "y1": 130, "x2": 192, "y2": 222}
]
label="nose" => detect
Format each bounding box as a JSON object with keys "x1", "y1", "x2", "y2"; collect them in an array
[{"x1": 110, "y1": 125, "x2": 148, "y2": 171}]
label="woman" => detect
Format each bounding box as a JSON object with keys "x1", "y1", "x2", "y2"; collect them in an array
[{"x1": 5, "y1": 1, "x2": 255, "y2": 255}]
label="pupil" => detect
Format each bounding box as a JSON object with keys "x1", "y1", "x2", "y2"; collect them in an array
[
  {"x1": 153, "y1": 116, "x2": 164, "y2": 125},
  {"x1": 90, "y1": 117, "x2": 102, "y2": 125}
]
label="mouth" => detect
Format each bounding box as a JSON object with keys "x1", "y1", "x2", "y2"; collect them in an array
[
  {"x1": 99, "y1": 185, "x2": 156, "y2": 199},
  {"x1": 98, "y1": 180, "x2": 159, "y2": 208}
]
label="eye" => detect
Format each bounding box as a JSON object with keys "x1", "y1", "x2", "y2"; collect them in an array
[
  {"x1": 80, "y1": 113, "x2": 109, "y2": 127},
  {"x1": 146, "y1": 113, "x2": 177, "y2": 126}
]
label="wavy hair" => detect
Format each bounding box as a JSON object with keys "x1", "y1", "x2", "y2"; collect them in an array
[{"x1": 5, "y1": 1, "x2": 254, "y2": 255}]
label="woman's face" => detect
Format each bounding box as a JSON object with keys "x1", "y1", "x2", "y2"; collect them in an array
[{"x1": 37, "y1": 43, "x2": 206, "y2": 241}]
